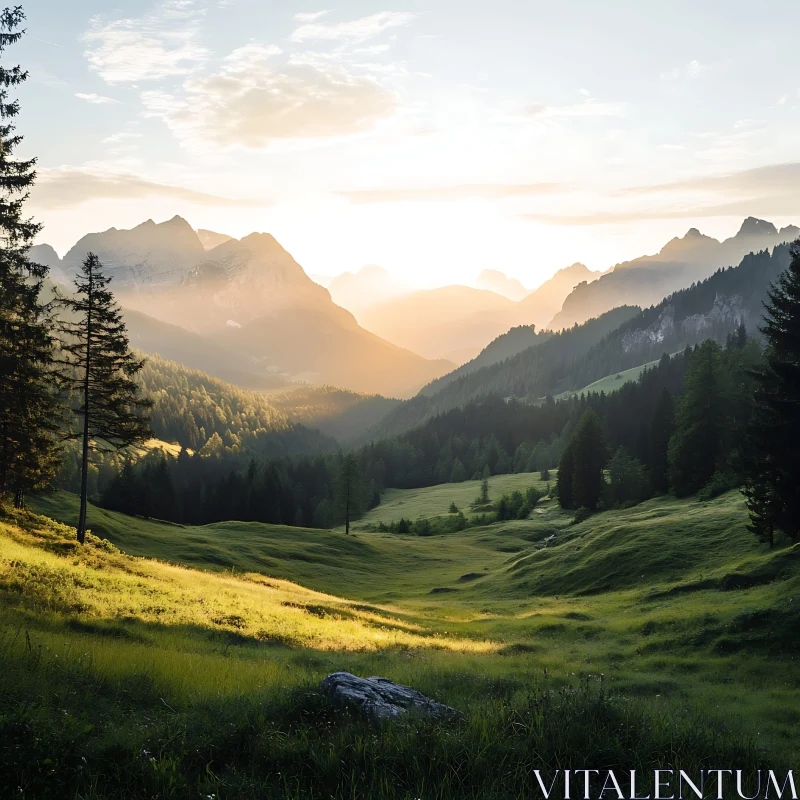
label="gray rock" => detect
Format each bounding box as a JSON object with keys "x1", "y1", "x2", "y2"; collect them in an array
[{"x1": 320, "y1": 671, "x2": 459, "y2": 722}]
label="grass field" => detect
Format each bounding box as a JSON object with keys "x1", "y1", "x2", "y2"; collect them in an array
[
  {"x1": 553, "y1": 355, "x2": 682, "y2": 402},
  {"x1": 351, "y1": 472, "x2": 553, "y2": 530},
  {"x1": 4, "y1": 486, "x2": 799, "y2": 797}
]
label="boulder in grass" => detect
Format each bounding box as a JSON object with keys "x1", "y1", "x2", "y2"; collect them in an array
[{"x1": 320, "y1": 671, "x2": 460, "y2": 722}]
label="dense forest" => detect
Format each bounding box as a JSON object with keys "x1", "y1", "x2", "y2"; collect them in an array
[
  {"x1": 270, "y1": 385, "x2": 400, "y2": 443},
  {"x1": 98, "y1": 340, "x2": 696, "y2": 528}
]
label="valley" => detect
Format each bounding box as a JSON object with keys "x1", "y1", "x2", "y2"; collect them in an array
[{"x1": 5, "y1": 483, "x2": 798, "y2": 797}]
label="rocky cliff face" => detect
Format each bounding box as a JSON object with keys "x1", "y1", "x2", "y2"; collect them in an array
[
  {"x1": 621, "y1": 293, "x2": 746, "y2": 355},
  {"x1": 61, "y1": 215, "x2": 206, "y2": 290}
]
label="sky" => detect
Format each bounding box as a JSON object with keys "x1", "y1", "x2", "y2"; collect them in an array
[{"x1": 15, "y1": 0, "x2": 800, "y2": 288}]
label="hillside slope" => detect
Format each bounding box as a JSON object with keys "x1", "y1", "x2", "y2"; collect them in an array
[
  {"x1": 373, "y1": 305, "x2": 640, "y2": 438},
  {"x1": 270, "y1": 385, "x2": 401, "y2": 443},
  {"x1": 138, "y1": 354, "x2": 336, "y2": 455}
]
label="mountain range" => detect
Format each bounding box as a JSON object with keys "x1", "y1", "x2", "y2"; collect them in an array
[
  {"x1": 354, "y1": 262, "x2": 604, "y2": 363},
  {"x1": 475, "y1": 269, "x2": 529, "y2": 301},
  {"x1": 36, "y1": 217, "x2": 451, "y2": 398},
  {"x1": 550, "y1": 217, "x2": 799, "y2": 329},
  {"x1": 35, "y1": 213, "x2": 798, "y2": 406},
  {"x1": 370, "y1": 238, "x2": 797, "y2": 438}
]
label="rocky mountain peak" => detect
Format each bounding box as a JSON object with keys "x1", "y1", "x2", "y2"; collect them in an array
[{"x1": 737, "y1": 217, "x2": 778, "y2": 237}]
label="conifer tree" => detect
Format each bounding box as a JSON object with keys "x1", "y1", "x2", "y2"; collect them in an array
[
  {"x1": 648, "y1": 387, "x2": 674, "y2": 494},
  {"x1": 570, "y1": 408, "x2": 608, "y2": 510},
  {"x1": 556, "y1": 439, "x2": 575, "y2": 509},
  {"x1": 742, "y1": 241, "x2": 800, "y2": 543},
  {"x1": 335, "y1": 452, "x2": 364, "y2": 534},
  {"x1": 58, "y1": 253, "x2": 151, "y2": 543},
  {"x1": 0, "y1": 7, "x2": 63, "y2": 507},
  {"x1": 668, "y1": 340, "x2": 726, "y2": 497}
]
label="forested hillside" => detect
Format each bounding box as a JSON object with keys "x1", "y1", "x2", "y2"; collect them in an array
[
  {"x1": 420, "y1": 324, "x2": 552, "y2": 396},
  {"x1": 139, "y1": 354, "x2": 335, "y2": 455},
  {"x1": 374, "y1": 305, "x2": 640, "y2": 438},
  {"x1": 270, "y1": 385, "x2": 400, "y2": 443},
  {"x1": 561, "y1": 243, "x2": 792, "y2": 390}
]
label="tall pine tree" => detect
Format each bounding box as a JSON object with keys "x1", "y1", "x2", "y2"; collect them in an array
[
  {"x1": 742, "y1": 240, "x2": 800, "y2": 544},
  {"x1": 668, "y1": 340, "x2": 727, "y2": 497},
  {"x1": 556, "y1": 439, "x2": 575, "y2": 509},
  {"x1": 58, "y1": 253, "x2": 151, "y2": 543},
  {"x1": 648, "y1": 387, "x2": 674, "y2": 494},
  {"x1": 0, "y1": 6, "x2": 63, "y2": 507},
  {"x1": 335, "y1": 452, "x2": 365, "y2": 534},
  {"x1": 570, "y1": 408, "x2": 608, "y2": 510}
]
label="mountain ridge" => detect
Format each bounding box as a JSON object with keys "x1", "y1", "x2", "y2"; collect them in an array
[{"x1": 550, "y1": 217, "x2": 799, "y2": 329}]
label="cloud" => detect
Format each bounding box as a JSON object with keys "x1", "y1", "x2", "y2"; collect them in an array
[
  {"x1": 294, "y1": 10, "x2": 331, "y2": 22},
  {"x1": 619, "y1": 162, "x2": 800, "y2": 198},
  {"x1": 526, "y1": 199, "x2": 800, "y2": 226},
  {"x1": 75, "y1": 92, "x2": 120, "y2": 104},
  {"x1": 524, "y1": 163, "x2": 800, "y2": 225},
  {"x1": 83, "y1": 0, "x2": 209, "y2": 83},
  {"x1": 102, "y1": 133, "x2": 143, "y2": 144},
  {"x1": 523, "y1": 100, "x2": 627, "y2": 119},
  {"x1": 143, "y1": 44, "x2": 396, "y2": 148},
  {"x1": 30, "y1": 167, "x2": 263, "y2": 210},
  {"x1": 685, "y1": 59, "x2": 709, "y2": 79},
  {"x1": 291, "y1": 11, "x2": 415, "y2": 43},
  {"x1": 660, "y1": 60, "x2": 711, "y2": 81},
  {"x1": 339, "y1": 183, "x2": 565, "y2": 204}
]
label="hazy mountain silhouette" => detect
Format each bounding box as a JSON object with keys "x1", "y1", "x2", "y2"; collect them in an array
[
  {"x1": 197, "y1": 229, "x2": 234, "y2": 250},
  {"x1": 355, "y1": 263, "x2": 603, "y2": 363},
  {"x1": 475, "y1": 269, "x2": 529, "y2": 301},
  {"x1": 519, "y1": 262, "x2": 602, "y2": 328},
  {"x1": 550, "y1": 218, "x2": 799, "y2": 329},
  {"x1": 328, "y1": 264, "x2": 410, "y2": 314},
  {"x1": 29, "y1": 243, "x2": 71, "y2": 285},
  {"x1": 41, "y1": 217, "x2": 452, "y2": 398},
  {"x1": 358, "y1": 285, "x2": 531, "y2": 363}
]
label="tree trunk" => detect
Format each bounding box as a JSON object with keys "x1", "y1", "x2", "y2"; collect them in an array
[
  {"x1": 13, "y1": 486, "x2": 23, "y2": 510},
  {"x1": 345, "y1": 473, "x2": 350, "y2": 535},
  {"x1": 77, "y1": 400, "x2": 90, "y2": 543}
]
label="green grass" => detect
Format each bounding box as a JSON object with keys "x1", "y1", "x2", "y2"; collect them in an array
[
  {"x1": 352, "y1": 472, "x2": 553, "y2": 529},
  {"x1": 4, "y1": 486, "x2": 800, "y2": 798},
  {"x1": 553, "y1": 354, "x2": 681, "y2": 401}
]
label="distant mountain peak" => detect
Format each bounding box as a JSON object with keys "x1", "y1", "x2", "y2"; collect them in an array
[
  {"x1": 685, "y1": 227, "x2": 703, "y2": 238},
  {"x1": 779, "y1": 224, "x2": 800, "y2": 240},
  {"x1": 165, "y1": 214, "x2": 192, "y2": 227},
  {"x1": 737, "y1": 217, "x2": 777, "y2": 237},
  {"x1": 240, "y1": 231, "x2": 280, "y2": 247},
  {"x1": 358, "y1": 264, "x2": 389, "y2": 277},
  {"x1": 197, "y1": 229, "x2": 234, "y2": 251}
]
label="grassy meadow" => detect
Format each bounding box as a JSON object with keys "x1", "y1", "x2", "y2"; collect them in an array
[{"x1": 3, "y1": 482, "x2": 799, "y2": 797}]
